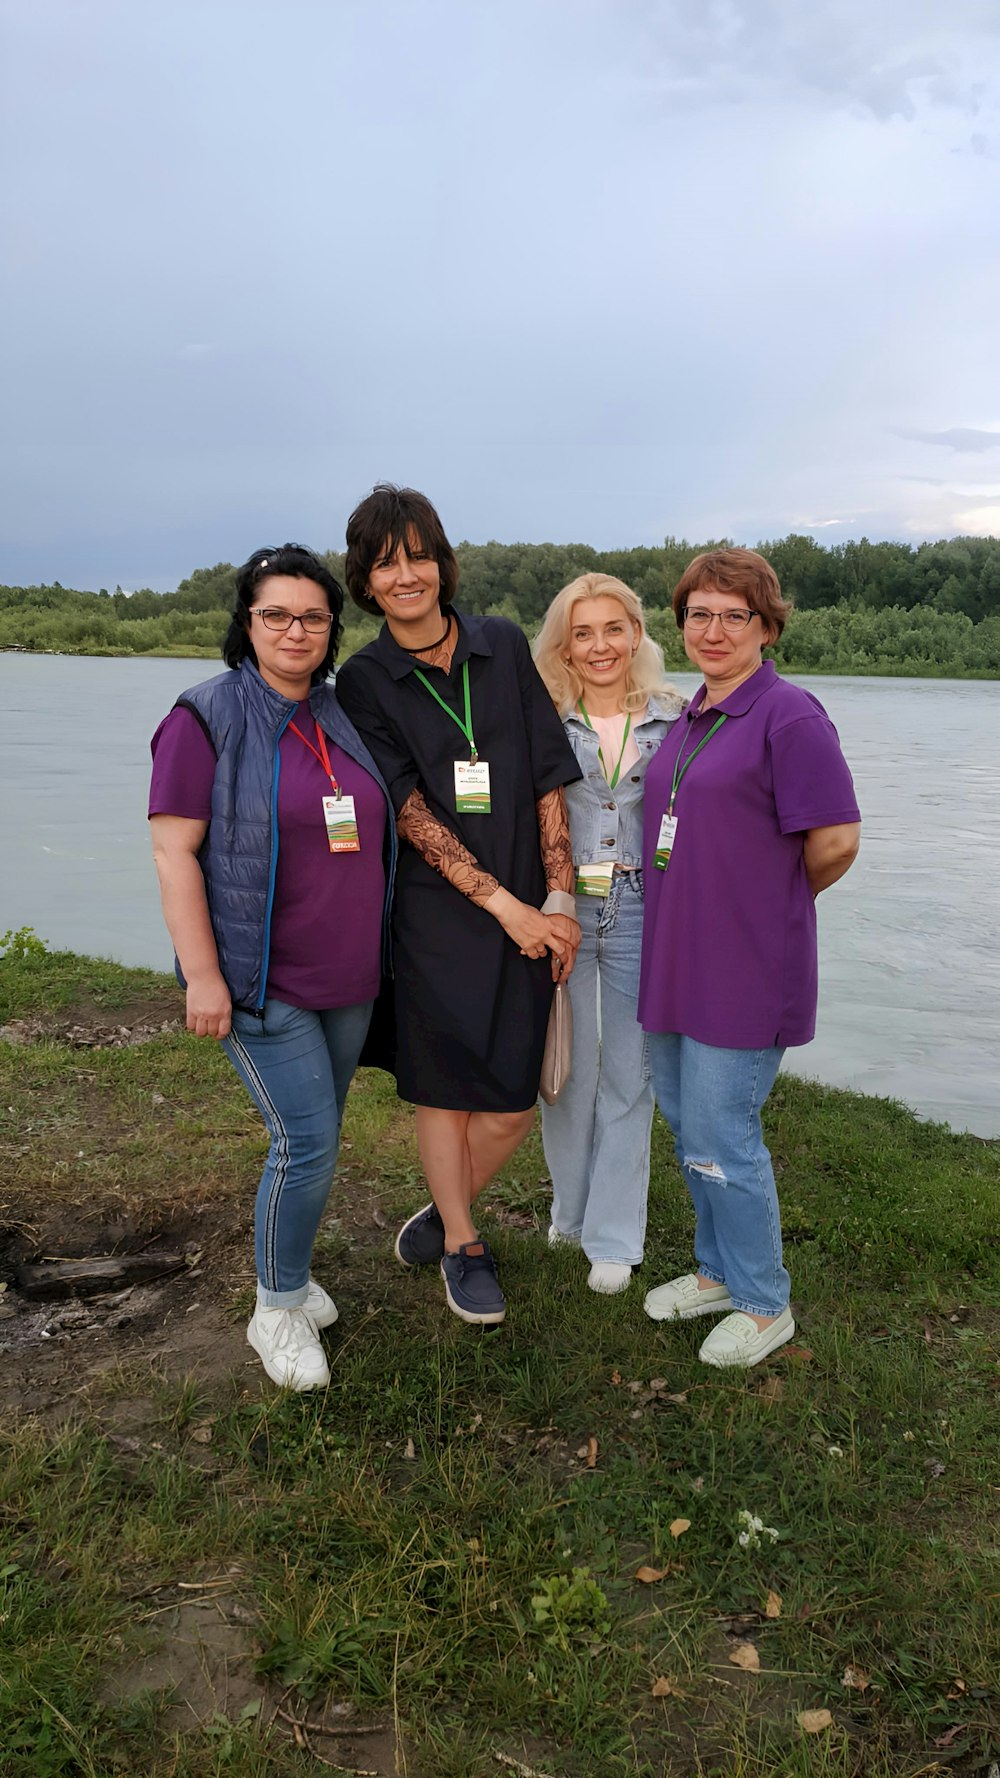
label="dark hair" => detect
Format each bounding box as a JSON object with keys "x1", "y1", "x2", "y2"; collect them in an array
[
  {"x1": 671, "y1": 547, "x2": 792, "y2": 641},
  {"x1": 223, "y1": 544, "x2": 345, "y2": 683},
  {"x1": 344, "y1": 483, "x2": 459, "y2": 616}
]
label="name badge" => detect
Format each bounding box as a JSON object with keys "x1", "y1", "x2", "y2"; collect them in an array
[
  {"x1": 575, "y1": 861, "x2": 615, "y2": 897},
  {"x1": 323, "y1": 793, "x2": 360, "y2": 853},
  {"x1": 654, "y1": 812, "x2": 677, "y2": 870},
  {"x1": 454, "y1": 758, "x2": 491, "y2": 813}
]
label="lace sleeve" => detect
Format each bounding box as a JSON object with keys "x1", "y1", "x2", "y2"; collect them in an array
[
  {"x1": 537, "y1": 787, "x2": 573, "y2": 894},
  {"x1": 396, "y1": 789, "x2": 500, "y2": 907}
]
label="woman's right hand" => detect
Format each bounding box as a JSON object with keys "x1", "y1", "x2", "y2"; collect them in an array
[{"x1": 185, "y1": 972, "x2": 233, "y2": 1041}]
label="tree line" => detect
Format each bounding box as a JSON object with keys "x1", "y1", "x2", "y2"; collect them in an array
[{"x1": 2, "y1": 532, "x2": 1000, "y2": 675}]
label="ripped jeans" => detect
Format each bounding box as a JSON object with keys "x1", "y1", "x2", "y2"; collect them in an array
[{"x1": 646, "y1": 1032, "x2": 790, "y2": 1318}]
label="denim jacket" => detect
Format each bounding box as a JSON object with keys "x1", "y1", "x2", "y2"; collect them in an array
[{"x1": 562, "y1": 693, "x2": 683, "y2": 869}]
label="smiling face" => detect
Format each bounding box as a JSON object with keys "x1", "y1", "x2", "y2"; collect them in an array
[
  {"x1": 365, "y1": 530, "x2": 443, "y2": 641},
  {"x1": 681, "y1": 585, "x2": 774, "y2": 700},
  {"x1": 565, "y1": 595, "x2": 639, "y2": 708},
  {"x1": 245, "y1": 574, "x2": 333, "y2": 699}
]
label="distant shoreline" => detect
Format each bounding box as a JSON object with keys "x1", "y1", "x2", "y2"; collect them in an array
[{"x1": 1, "y1": 644, "x2": 997, "y2": 681}]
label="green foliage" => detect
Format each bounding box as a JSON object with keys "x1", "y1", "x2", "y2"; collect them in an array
[
  {"x1": 0, "y1": 925, "x2": 49, "y2": 959},
  {"x1": 3, "y1": 531, "x2": 1000, "y2": 672},
  {"x1": 530, "y1": 1567, "x2": 612, "y2": 1650}
]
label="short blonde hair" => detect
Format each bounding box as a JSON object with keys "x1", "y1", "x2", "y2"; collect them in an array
[{"x1": 533, "y1": 572, "x2": 678, "y2": 717}]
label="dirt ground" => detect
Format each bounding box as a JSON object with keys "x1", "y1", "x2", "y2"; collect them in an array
[{"x1": 0, "y1": 989, "x2": 427, "y2": 1775}]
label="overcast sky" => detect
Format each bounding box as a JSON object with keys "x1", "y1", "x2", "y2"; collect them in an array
[{"x1": 3, "y1": 0, "x2": 1000, "y2": 591}]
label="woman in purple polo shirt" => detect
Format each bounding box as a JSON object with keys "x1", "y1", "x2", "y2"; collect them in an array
[
  {"x1": 149, "y1": 545, "x2": 392, "y2": 1392},
  {"x1": 640, "y1": 548, "x2": 860, "y2": 1367}
]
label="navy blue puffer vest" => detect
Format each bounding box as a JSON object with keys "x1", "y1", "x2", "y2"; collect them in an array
[{"x1": 175, "y1": 660, "x2": 394, "y2": 1011}]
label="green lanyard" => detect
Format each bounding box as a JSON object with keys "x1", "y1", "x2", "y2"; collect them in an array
[
  {"x1": 668, "y1": 712, "x2": 727, "y2": 813},
  {"x1": 577, "y1": 701, "x2": 631, "y2": 790},
  {"x1": 413, "y1": 660, "x2": 478, "y2": 762}
]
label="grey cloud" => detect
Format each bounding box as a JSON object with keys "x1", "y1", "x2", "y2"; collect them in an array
[
  {"x1": 901, "y1": 428, "x2": 1000, "y2": 453},
  {"x1": 632, "y1": 0, "x2": 997, "y2": 121}
]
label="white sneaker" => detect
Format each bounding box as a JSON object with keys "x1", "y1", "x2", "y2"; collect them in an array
[
  {"x1": 588, "y1": 1262, "x2": 632, "y2": 1294},
  {"x1": 548, "y1": 1224, "x2": 581, "y2": 1248},
  {"x1": 643, "y1": 1273, "x2": 733, "y2": 1321},
  {"x1": 304, "y1": 1278, "x2": 339, "y2": 1329},
  {"x1": 247, "y1": 1304, "x2": 331, "y2": 1390},
  {"x1": 698, "y1": 1308, "x2": 795, "y2": 1369}
]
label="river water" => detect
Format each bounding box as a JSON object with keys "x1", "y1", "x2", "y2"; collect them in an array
[{"x1": 0, "y1": 655, "x2": 997, "y2": 1138}]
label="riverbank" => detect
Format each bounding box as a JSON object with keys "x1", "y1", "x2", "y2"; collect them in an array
[
  {"x1": 1, "y1": 940, "x2": 998, "y2": 1777},
  {"x1": 2, "y1": 640, "x2": 999, "y2": 678}
]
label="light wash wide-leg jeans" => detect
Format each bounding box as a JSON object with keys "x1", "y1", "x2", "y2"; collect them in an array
[
  {"x1": 542, "y1": 872, "x2": 652, "y2": 1265},
  {"x1": 646, "y1": 1031, "x2": 790, "y2": 1318},
  {"x1": 223, "y1": 997, "x2": 373, "y2": 1308}
]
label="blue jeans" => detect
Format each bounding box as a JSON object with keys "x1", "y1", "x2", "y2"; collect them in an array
[
  {"x1": 646, "y1": 1031, "x2": 790, "y2": 1317},
  {"x1": 223, "y1": 997, "x2": 373, "y2": 1309},
  {"x1": 541, "y1": 873, "x2": 652, "y2": 1264}
]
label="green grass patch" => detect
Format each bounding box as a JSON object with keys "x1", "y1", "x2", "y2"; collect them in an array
[{"x1": 1, "y1": 950, "x2": 998, "y2": 1776}]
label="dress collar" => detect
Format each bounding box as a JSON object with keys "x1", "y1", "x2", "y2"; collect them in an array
[{"x1": 367, "y1": 606, "x2": 494, "y2": 682}]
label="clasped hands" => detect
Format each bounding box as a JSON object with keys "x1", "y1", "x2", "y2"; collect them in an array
[{"x1": 485, "y1": 888, "x2": 581, "y2": 981}]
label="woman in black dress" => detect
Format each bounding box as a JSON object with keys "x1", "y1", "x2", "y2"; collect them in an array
[{"x1": 336, "y1": 485, "x2": 582, "y2": 1327}]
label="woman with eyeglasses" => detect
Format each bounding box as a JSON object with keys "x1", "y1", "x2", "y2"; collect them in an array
[
  {"x1": 639, "y1": 549, "x2": 860, "y2": 1366},
  {"x1": 149, "y1": 545, "x2": 395, "y2": 1391}
]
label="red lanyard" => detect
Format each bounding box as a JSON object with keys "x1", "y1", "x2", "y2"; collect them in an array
[{"x1": 288, "y1": 717, "x2": 341, "y2": 796}]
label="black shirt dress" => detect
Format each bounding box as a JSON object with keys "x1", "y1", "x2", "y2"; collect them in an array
[{"x1": 336, "y1": 611, "x2": 582, "y2": 1111}]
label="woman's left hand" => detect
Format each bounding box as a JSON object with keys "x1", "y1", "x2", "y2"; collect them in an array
[{"x1": 546, "y1": 912, "x2": 582, "y2": 981}]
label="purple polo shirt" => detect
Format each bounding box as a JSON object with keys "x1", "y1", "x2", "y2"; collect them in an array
[
  {"x1": 149, "y1": 702, "x2": 385, "y2": 1011},
  {"x1": 638, "y1": 662, "x2": 860, "y2": 1049}
]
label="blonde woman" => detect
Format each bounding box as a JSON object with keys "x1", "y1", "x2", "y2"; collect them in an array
[{"x1": 533, "y1": 575, "x2": 683, "y2": 1292}]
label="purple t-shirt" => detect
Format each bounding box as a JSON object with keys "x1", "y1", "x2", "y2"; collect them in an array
[
  {"x1": 149, "y1": 701, "x2": 385, "y2": 1011},
  {"x1": 638, "y1": 662, "x2": 860, "y2": 1049}
]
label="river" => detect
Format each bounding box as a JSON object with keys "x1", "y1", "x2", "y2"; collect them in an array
[{"x1": 0, "y1": 655, "x2": 997, "y2": 1138}]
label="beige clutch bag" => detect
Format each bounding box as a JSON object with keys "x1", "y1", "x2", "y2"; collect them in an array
[{"x1": 539, "y1": 982, "x2": 573, "y2": 1106}]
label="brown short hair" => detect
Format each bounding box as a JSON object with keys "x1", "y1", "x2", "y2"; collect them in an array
[
  {"x1": 672, "y1": 548, "x2": 792, "y2": 640},
  {"x1": 344, "y1": 484, "x2": 459, "y2": 616}
]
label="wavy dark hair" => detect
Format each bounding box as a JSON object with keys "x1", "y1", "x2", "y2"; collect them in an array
[
  {"x1": 223, "y1": 544, "x2": 345, "y2": 684},
  {"x1": 344, "y1": 484, "x2": 459, "y2": 616}
]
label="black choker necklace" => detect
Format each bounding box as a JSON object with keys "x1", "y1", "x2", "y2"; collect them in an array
[{"x1": 396, "y1": 615, "x2": 452, "y2": 655}]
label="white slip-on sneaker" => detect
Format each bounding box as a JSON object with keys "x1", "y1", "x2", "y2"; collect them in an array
[
  {"x1": 247, "y1": 1304, "x2": 331, "y2": 1390},
  {"x1": 304, "y1": 1278, "x2": 339, "y2": 1329},
  {"x1": 588, "y1": 1262, "x2": 632, "y2": 1295},
  {"x1": 644, "y1": 1273, "x2": 733, "y2": 1321},
  {"x1": 698, "y1": 1307, "x2": 795, "y2": 1369}
]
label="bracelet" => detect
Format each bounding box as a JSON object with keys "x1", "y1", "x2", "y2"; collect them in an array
[{"x1": 541, "y1": 890, "x2": 578, "y2": 919}]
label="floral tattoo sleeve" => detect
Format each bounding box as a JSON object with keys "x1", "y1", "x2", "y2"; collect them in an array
[
  {"x1": 396, "y1": 789, "x2": 500, "y2": 907},
  {"x1": 537, "y1": 787, "x2": 573, "y2": 894}
]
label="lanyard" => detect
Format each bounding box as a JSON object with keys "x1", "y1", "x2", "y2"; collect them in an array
[
  {"x1": 413, "y1": 660, "x2": 478, "y2": 761},
  {"x1": 577, "y1": 702, "x2": 631, "y2": 789},
  {"x1": 288, "y1": 717, "x2": 341, "y2": 798},
  {"x1": 668, "y1": 711, "x2": 727, "y2": 814}
]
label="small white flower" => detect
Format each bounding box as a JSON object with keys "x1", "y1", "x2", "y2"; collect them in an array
[{"x1": 736, "y1": 1508, "x2": 780, "y2": 1550}]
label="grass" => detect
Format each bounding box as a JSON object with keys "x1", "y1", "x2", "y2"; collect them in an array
[{"x1": 1, "y1": 939, "x2": 998, "y2": 1776}]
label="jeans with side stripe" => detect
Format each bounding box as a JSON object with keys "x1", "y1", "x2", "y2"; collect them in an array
[{"x1": 223, "y1": 997, "x2": 374, "y2": 1309}]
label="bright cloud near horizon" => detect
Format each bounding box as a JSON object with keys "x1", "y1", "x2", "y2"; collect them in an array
[{"x1": 2, "y1": 0, "x2": 1000, "y2": 591}]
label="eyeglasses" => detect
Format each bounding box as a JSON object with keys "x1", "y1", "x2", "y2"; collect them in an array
[
  {"x1": 249, "y1": 607, "x2": 333, "y2": 634},
  {"x1": 681, "y1": 607, "x2": 759, "y2": 632}
]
